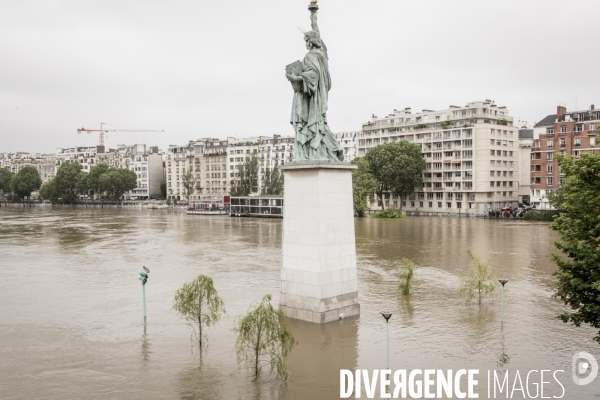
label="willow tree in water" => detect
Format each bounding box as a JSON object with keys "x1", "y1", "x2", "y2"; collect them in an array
[
  {"x1": 234, "y1": 294, "x2": 297, "y2": 380},
  {"x1": 459, "y1": 249, "x2": 496, "y2": 305},
  {"x1": 173, "y1": 275, "x2": 226, "y2": 348}
]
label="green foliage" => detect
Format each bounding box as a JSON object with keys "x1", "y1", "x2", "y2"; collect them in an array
[
  {"x1": 234, "y1": 294, "x2": 297, "y2": 381},
  {"x1": 459, "y1": 249, "x2": 496, "y2": 305},
  {"x1": 84, "y1": 164, "x2": 110, "y2": 202},
  {"x1": 173, "y1": 275, "x2": 226, "y2": 348},
  {"x1": 181, "y1": 168, "x2": 196, "y2": 201},
  {"x1": 363, "y1": 141, "x2": 426, "y2": 210},
  {"x1": 39, "y1": 180, "x2": 58, "y2": 202},
  {"x1": 373, "y1": 206, "x2": 405, "y2": 219},
  {"x1": 160, "y1": 181, "x2": 167, "y2": 199},
  {"x1": 230, "y1": 155, "x2": 259, "y2": 196},
  {"x1": 261, "y1": 165, "x2": 284, "y2": 196},
  {"x1": 398, "y1": 259, "x2": 416, "y2": 295},
  {"x1": 100, "y1": 167, "x2": 137, "y2": 201},
  {"x1": 351, "y1": 157, "x2": 378, "y2": 217},
  {"x1": 10, "y1": 166, "x2": 42, "y2": 201},
  {"x1": 546, "y1": 188, "x2": 565, "y2": 210},
  {"x1": 523, "y1": 210, "x2": 558, "y2": 221},
  {"x1": 53, "y1": 162, "x2": 83, "y2": 203},
  {"x1": 550, "y1": 153, "x2": 600, "y2": 343},
  {"x1": 0, "y1": 168, "x2": 14, "y2": 201},
  {"x1": 166, "y1": 198, "x2": 172, "y2": 206}
]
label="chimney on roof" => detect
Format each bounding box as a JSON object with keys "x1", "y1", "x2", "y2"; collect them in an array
[
  {"x1": 591, "y1": 104, "x2": 595, "y2": 111},
  {"x1": 557, "y1": 105, "x2": 566, "y2": 121}
]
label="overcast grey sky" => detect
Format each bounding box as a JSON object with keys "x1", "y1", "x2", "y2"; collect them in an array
[{"x1": 1, "y1": 0, "x2": 599, "y2": 153}]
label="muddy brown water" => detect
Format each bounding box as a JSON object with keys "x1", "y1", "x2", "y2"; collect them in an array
[{"x1": 0, "y1": 208, "x2": 598, "y2": 399}]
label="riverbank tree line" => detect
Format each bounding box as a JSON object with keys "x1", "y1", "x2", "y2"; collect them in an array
[
  {"x1": 40, "y1": 163, "x2": 137, "y2": 204},
  {"x1": 0, "y1": 163, "x2": 137, "y2": 205}
]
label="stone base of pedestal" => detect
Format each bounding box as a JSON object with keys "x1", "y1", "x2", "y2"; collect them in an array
[{"x1": 280, "y1": 161, "x2": 360, "y2": 324}]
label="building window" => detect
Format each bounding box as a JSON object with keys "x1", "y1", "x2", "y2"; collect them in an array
[
  {"x1": 490, "y1": 181, "x2": 495, "y2": 187},
  {"x1": 547, "y1": 165, "x2": 553, "y2": 174},
  {"x1": 456, "y1": 202, "x2": 462, "y2": 209},
  {"x1": 560, "y1": 126, "x2": 567, "y2": 133},
  {"x1": 547, "y1": 177, "x2": 553, "y2": 186},
  {"x1": 574, "y1": 137, "x2": 581, "y2": 147},
  {"x1": 546, "y1": 153, "x2": 553, "y2": 161},
  {"x1": 447, "y1": 202, "x2": 452, "y2": 208},
  {"x1": 546, "y1": 128, "x2": 554, "y2": 134},
  {"x1": 428, "y1": 201, "x2": 433, "y2": 208}
]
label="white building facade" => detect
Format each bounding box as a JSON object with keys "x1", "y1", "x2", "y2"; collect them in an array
[
  {"x1": 334, "y1": 131, "x2": 358, "y2": 162},
  {"x1": 358, "y1": 100, "x2": 519, "y2": 215}
]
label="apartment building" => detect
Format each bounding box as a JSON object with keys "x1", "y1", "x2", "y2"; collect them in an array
[
  {"x1": 0, "y1": 152, "x2": 56, "y2": 185},
  {"x1": 55, "y1": 146, "x2": 101, "y2": 172},
  {"x1": 333, "y1": 131, "x2": 358, "y2": 162},
  {"x1": 123, "y1": 144, "x2": 163, "y2": 199},
  {"x1": 357, "y1": 100, "x2": 519, "y2": 215},
  {"x1": 165, "y1": 142, "x2": 194, "y2": 200},
  {"x1": 530, "y1": 105, "x2": 599, "y2": 209},
  {"x1": 202, "y1": 139, "x2": 228, "y2": 195}
]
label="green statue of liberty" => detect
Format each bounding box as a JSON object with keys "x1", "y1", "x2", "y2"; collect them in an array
[{"x1": 285, "y1": 4, "x2": 344, "y2": 162}]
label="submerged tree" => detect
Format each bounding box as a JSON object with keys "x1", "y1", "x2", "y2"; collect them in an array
[
  {"x1": 397, "y1": 258, "x2": 416, "y2": 295},
  {"x1": 550, "y1": 153, "x2": 600, "y2": 343},
  {"x1": 173, "y1": 275, "x2": 226, "y2": 348},
  {"x1": 234, "y1": 294, "x2": 297, "y2": 381},
  {"x1": 459, "y1": 249, "x2": 496, "y2": 305}
]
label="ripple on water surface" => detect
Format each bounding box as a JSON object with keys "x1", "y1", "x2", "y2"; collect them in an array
[{"x1": 0, "y1": 208, "x2": 597, "y2": 399}]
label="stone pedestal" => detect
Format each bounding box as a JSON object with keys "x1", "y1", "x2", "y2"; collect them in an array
[{"x1": 280, "y1": 161, "x2": 359, "y2": 324}]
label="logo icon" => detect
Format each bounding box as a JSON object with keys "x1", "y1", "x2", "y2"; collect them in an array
[{"x1": 572, "y1": 351, "x2": 598, "y2": 385}]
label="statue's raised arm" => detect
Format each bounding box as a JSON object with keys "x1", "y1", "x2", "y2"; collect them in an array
[{"x1": 310, "y1": 11, "x2": 320, "y2": 35}]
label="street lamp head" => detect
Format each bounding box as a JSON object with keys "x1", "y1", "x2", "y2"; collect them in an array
[
  {"x1": 498, "y1": 278, "x2": 508, "y2": 286},
  {"x1": 143, "y1": 266, "x2": 150, "y2": 273},
  {"x1": 380, "y1": 311, "x2": 393, "y2": 321}
]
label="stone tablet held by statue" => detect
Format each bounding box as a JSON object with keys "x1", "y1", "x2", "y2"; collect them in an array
[{"x1": 285, "y1": 61, "x2": 303, "y2": 93}]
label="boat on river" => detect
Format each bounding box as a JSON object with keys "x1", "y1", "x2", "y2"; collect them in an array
[
  {"x1": 230, "y1": 196, "x2": 283, "y2": 219},
  {"x1": 187, "y1": 195, "x2": 230, "y2": 216}
]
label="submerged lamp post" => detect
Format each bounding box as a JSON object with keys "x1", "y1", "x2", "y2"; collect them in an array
[
  {"x1": 381, "y1": 311, "x2": 393, "y2": 369},
  {"x1": 139, "y1": 266, "x2": 150, "y2": 318},
  {"x1": 498, "y1": 278, "x2": 508, "y2": 322}
]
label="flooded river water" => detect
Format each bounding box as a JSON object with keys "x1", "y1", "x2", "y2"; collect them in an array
[{"x1": 0, "y1": 208, "x2": 598, "y2": 399}]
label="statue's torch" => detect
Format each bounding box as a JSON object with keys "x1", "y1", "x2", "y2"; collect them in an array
[{"x1": 308, "y1": 0, "x2": 319, "y2": 12}]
